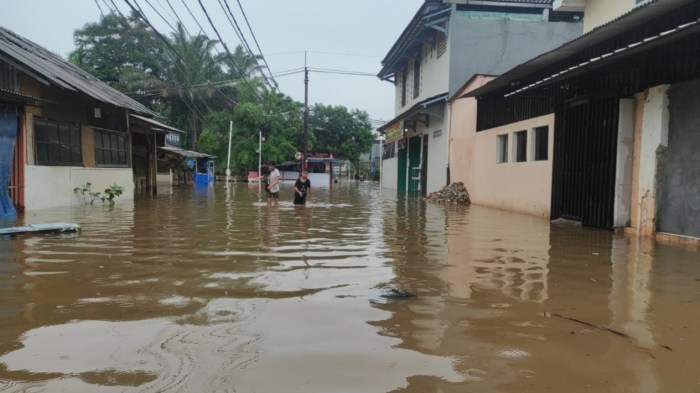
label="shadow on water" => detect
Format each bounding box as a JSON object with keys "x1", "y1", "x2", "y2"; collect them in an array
[{"x1": 0, "y1": 182, "x2": 699, "y2": 392}]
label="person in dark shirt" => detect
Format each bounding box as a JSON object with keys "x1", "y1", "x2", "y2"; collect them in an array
[{"x1": 294, "y1": 169, "x2": 314, "y2": 205}]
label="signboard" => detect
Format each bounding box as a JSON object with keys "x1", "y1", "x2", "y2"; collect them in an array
[
  {"x1": 186, "y1": 158, "x2": 195, "y2": 168},
  {"x1": 384, "y1": 120, "x2": 404, "y2": 142}
]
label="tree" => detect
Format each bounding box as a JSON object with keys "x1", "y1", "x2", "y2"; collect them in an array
[
  {"x1": 70, "y1": 11, "x2": 165, "y2": 89},
  {"x1": 308, "y1": 104, "x2": 375, "y2": 164}
]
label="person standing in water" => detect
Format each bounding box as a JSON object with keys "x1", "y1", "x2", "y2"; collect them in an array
[
  {"x1": 294, "y1": 169, "x2": 314, "y2": 205},
  {"x1": 266, "y1": 161, "x2": 281, "y2": 206}
]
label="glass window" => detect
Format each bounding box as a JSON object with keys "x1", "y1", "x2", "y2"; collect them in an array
[
  {"x1": 514, "y1": 130, "x2": 527, "y2": 162},
  {"x1": 533, "y1": 126, "x2": 548, "y2": 161},
  {"x1": 94, "y1": 129, "x2": 129, "y2": 167},
  {"x1": 497, "y1": 134, "x2": 508, "y2": 164},
  {"x1": 34, "y1": 118, "x2": 82, "y2": 165}
]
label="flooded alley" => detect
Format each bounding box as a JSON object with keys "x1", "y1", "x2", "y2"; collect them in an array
[{"x1": 1, "y1": 183, "x2": 699, "y2": 393}]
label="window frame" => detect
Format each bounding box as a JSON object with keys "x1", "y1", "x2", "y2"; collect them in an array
[
  {"x1": 496, "y1": 134, "x2": 508, "y2": 164},
  {"x1": 514, "y1": 130, "x2": 527, "y2": 163},
  {"x1": 34, "y1": 117, "x2": 83, "y2": 166},
  {"x1": 94, "y1": 128, "x2": 130, "y2": 168},
  {"x1": 413, "y1": 60, "x2": 420, "y2": 99},
  {"x1": 532, "y1": 126, "x2": 549, "y2": 161}
]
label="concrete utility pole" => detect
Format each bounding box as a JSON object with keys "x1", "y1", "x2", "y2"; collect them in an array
[{"x1": 303, "y1": 51, "x2": 309, "y2": 170}]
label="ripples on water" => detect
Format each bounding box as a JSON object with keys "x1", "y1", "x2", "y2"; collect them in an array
[{"x1": 0, "y1": 182, "x2": 699, "y2": 392}]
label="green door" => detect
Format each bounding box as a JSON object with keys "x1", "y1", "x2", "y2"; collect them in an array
[
  {"x1": 408, "y1": 136, "x2": 421, "y2": 194},
  {"x1": 397, "y1": 141, "x2": 407, "y2": 192}
]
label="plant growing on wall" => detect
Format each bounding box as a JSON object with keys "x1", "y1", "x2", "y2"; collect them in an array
[{"x1": 74, "y1": 183, "x2": 124, "y2": 206}]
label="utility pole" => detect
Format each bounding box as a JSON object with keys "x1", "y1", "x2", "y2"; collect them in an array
[
  {"x1": 303, "y1": 51, "x2": 309, "y2": 170},
  {"x1": 225, "y1": 120, "x2": 232, "y2": 189}
]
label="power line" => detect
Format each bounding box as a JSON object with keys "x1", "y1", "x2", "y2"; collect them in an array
[
  {"x1": 233, "y1": 0, "x2": 279, "y2": 89},
  {"x1": 195, "y1": 0, "x2": 264, "y2": 104},
  {"x1": 217, "y1": 0, "x2": 276, "y2": 92}
]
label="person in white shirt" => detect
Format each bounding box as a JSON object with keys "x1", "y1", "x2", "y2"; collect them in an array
[{"x1": 266, "y1": 161, "x2": 281, "y2": 206}]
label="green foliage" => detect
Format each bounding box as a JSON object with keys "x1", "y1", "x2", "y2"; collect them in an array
[
  {"x1": 70, "y1": 11, "x2": 165, "y2": 89},
  {"x1": 70, "y1": 12, "x2": 375, "y2": 175},
  {"x1": 309, "y1": 104, "x2": 375, "y2": 164},
  {"x1": 74, "y1": 183, "x2": 124, "y2": 206}
]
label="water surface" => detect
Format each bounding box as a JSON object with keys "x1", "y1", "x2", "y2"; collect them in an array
[{"x1": 1, "y1": 182, "x2": 699, "y2": 392}]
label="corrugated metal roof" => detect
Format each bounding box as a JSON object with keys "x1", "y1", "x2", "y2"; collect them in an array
[
  {"x1": 131, "y1": 114, "x2": 184, "y2": 134},
  {"x1": 467, "y1": 0, "x2": 695, "y2": 98},
  {"x1": 0, "y1": 26, "x2": 154, "y2": 115},
  {"x1": 159, "y1": 145, "x2": 214, "y2": 159}
]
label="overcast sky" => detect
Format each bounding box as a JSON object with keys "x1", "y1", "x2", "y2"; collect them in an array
[{"x1": 0, "y1": 0, "x2": 424, "y2": 127}]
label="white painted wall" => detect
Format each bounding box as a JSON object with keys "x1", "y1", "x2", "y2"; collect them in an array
[
  {"x1": 426, "y1": 105, "x2": 449, "y2": 194},
  {"x1": 394, "y1": 42, "x2": 450, "y2": 116},
  {"x1": 583, "y1": 0, "x2": 636, "y2": 33},
  {"x1": 24, "y1": 166, "x2": 135, "y2": 211},
  {"x1": 382, "y1": 156, "x2": 398, "y2": 190},
  {"x1": 637, "y1": 85, "x2": 670, "y2": 236},
  {"x1": 614, "y1": 99, "x2": 636, "y2": 228},
  {"x1": 472, "y1": 114, "x2": 555, "y2": 218}
]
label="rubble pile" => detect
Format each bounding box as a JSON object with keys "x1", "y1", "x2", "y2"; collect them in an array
[{"x1": 426, "y1": 182, "x2": 471, "y2": 205}]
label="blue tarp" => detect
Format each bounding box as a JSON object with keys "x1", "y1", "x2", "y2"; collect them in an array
[{"x1": 0, "y1": 109, "x2": 18, "y2": 217}]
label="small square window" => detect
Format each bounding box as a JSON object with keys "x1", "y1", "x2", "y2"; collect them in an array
[
  {"x1": 514, "y1": 130, "x2": 527, "y2": 162},
  {"x1": 497, "y1": 134, "x2": 508, "y2": 163}
]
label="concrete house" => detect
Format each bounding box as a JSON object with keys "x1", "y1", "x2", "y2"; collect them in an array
[
  {"x1": 467, "y1": 0, "x2": 700, "y2": 245},
  {"x1": 0, "y1": 27, "x2": 171, "y2": 214},
  {"x1": 377, "y1": 0, "x2": 582, "y2": 196}
]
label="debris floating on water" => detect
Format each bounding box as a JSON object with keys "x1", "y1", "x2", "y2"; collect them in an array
[
  {"x1": 426, "y1": 182, "x2": 470, "y2": 205},
  {"x1": 380, "y1": 287, "x2": 416, "y2": 299}
]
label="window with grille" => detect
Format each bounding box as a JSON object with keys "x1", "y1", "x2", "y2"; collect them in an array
[
  {"x1": 95, "y1": 129, "x2": 129, "y2": 167},
  {"x1": 437, "y1": 32, "x2": 447, "y2": 58},
  {"x1": 401, "y1": 73, "x2": 407, "y2": 107},
  {"x1": 413, "y1": 60, "x2": 420, "y2": 99},
  {"x1": 35, "y1": 118, "x2": 82, "y2": 166}
]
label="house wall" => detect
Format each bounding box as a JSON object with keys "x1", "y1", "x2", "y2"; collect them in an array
[
  {"x1": 447, "y1": 16, "x2": 582, "y2": 97},
  {"x1": 394, "y1": 40, "x2": 450, "y2": 116},
  {"x1": 448, "y1": 76, "x2": 495, "y2": 195},
  {"x1": 24, "y1": 166, "x2": 134, "y2": 211},
  {"x1": 657, "y1": 78, "x2": 700, "y2": 238},
  {"x1": 426, "y1": 114, "x2": 448, "y2": 194},
  {"x1": 636, "y1": 85, "x2": 670, "y2": 237},
  {"x1": 382, "y1": 155, "x2": 398, "y2": 190},
  {"x1": 583, "y1": 0, "x2": 635, "y2": 33},
  {"x1": 472, "y1": 114, "x2": 555, "y2": 218}
]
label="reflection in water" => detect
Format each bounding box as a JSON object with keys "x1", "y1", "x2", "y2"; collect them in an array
[{"x1": 0, "y1": 183, "x2": 699, "y2": 392}]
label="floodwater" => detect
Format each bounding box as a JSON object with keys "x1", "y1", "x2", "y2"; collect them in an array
[{"x1": 1, "y1": 182, "x2": 699, "y2": 393}]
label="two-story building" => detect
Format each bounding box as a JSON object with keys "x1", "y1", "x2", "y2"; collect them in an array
[
  {"x1": 467, "y1": 0, "x2": 700, "y2": 245},
  {"x1": 377, "y1": 0, "x2": 582, "y2": 196}
]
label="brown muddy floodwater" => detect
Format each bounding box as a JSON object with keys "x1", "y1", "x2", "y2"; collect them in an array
[{"x1": 0, "y1": 182, "x2": 699, "y2": 393}]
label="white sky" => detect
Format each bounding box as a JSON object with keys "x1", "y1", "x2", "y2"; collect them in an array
[{"x1": 0, "y1": 0, "x2": 423, "y2": 126}]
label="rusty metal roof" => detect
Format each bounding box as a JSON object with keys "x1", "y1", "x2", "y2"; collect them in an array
[{"x1": 0, "y1": 26, "x2": 154, "y2": 116}]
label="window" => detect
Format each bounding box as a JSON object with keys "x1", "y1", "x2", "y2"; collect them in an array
[
  {"x1": 514, "y1": 130, "x2": 527, "y2": 162},
  {"x1": 533, "y1": 126, "x2": 548, "y2": 161},
  {"x1": 413, "y1": 60, "x2": 420, "y2": 99},
  {"x1": 437, "y1": 32, "x2": 447, "y2": 58},
  {"x1": 35, "y1": 118, "x2": 82, "y2": 165},
  {"x1": 95, "y1": 129, "x2": 128, "y2": 167},
  {"x1": 496, "y1": 134, "x2": 508, "y2": 163},
  {"x1": 382, "y1": 141, "x2": 396, "y2": 159},
  {"x1": 0, "y1": 60, "x2": 19, "y2": 91},
  {"x1": 401, "y1": 73, "x2": 407, "y2": 107}
]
